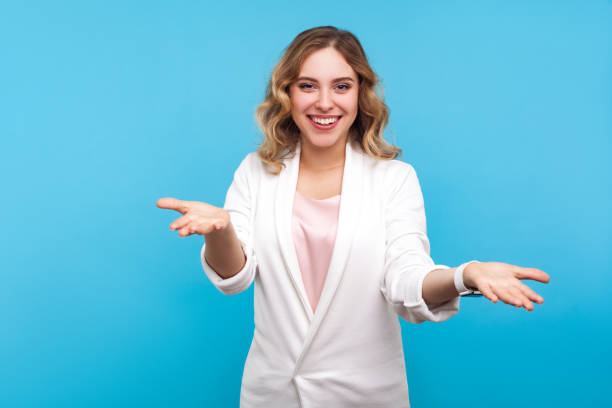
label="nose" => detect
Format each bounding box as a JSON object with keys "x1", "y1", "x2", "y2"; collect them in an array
[{"x1": 315, "y1": 88, "x2": 333, "y2": 111}]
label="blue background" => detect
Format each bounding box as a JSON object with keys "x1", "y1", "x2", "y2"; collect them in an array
[{"x1": 2, "y1": 1, "x2": 610, "y2": 407}]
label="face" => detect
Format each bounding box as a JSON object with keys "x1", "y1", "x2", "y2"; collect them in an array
[{"x1": 288, "y1": 47, "x2": 359, "y2": 150}]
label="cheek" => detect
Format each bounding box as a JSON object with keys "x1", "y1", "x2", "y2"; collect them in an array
[
  {"x1": 339, "y1": 94, "x2": 359, "y2": 115},
  {"x1": 291, "y1": 94, "x2": 314, "y2": 113},
  {"x1": 338, "y1": 99, "x2": 359, "y2": 128}
]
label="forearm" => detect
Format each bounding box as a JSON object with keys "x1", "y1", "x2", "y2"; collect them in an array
[
  {"x1": 422, "y1": 267, "x2": 460, "y2": 305},
  {"x1": 203, "y1": 222, "x2": 246, "y2": 279}
]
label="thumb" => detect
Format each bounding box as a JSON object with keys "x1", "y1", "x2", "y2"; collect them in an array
[{"x1": 156, "y1": 197, "x2": 191, "y2": 214}]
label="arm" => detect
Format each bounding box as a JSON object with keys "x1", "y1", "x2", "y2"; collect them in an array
[
  {"x1": 380, "y1": 163, "x2": 550, "y2": 316},
  {"x1": 380, "y1": 163, "x2": 460, "y2": 324},
  {"x1": 203, "y1": 220, "x2": 247, "y2": 279},
  {"x1": 422, "y1": 267, "x2": 460, "y2": 305},
  {"x1": 424, "y1": 262, "x2": 549, "y2": 311},
  {"x1": 157, "y1": 153, "x2": 258, "y2": 295},
  {"x1": 200, "y1": 153, "x2": 258, "y2": 294}
]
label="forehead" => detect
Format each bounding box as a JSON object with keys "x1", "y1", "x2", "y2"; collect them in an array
[{"x1": 298, "y1": 47, "x2": 357, "y2": 81}]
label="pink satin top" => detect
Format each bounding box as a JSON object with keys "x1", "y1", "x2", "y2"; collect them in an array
[{"x1": 291, "y1": 190, "x2": 341, "y2": 313}]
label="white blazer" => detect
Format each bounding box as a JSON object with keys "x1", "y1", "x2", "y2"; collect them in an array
[{"x1": 201, "y1": 138, "x2": 461, "y2": 408}]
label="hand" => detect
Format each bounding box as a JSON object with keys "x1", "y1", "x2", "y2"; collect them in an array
[
  {"x1": 463, "y1": 262, "x2": 550, "y2": 312},
  {"x1": 156, "y1": 197, "x2": 230, "y2": 238}
]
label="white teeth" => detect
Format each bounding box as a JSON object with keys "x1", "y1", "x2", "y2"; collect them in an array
[{"x1": 310, "y1": 116, "x2": 338, "y2": 125}]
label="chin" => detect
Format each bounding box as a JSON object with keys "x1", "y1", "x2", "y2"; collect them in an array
[{"x1": 301, "y1": 134, "x2": 345, "y2": 149}]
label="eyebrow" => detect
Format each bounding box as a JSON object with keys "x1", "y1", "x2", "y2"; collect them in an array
[{"x1": 297, "y1": 76, "x2": 356, "y2": 83}]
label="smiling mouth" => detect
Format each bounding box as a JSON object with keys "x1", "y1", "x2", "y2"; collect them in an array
[{"x1": 307, "y1": 115, "x2": 342, "y2": 126}]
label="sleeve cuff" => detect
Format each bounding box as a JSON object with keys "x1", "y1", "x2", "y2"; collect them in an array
[
  {"x1": 398, "y1": 264, "x2": 461, "y2": 323},
  {"x1": 200, "y1": 241, "x2": 256, "y2": 295}
]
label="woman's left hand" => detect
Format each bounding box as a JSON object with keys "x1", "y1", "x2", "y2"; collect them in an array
[{"x1": 463, "y1": 262, "x2": 550, "y2": 311}]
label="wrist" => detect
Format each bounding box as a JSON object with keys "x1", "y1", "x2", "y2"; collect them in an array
[
  {"x1": 462, "y1": 262, "x2": 479, "y2": 290},
  {"x1": 454, "y1": 260, "x2": 480, "y2": 295}
]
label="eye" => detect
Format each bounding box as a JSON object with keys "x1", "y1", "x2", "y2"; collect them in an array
[
  {"x1": 336, "y1": 83, "x2": 351, "y2": 91},
  {"x1": 298, "y1": 83, "x2": 315, "y2": 90}
]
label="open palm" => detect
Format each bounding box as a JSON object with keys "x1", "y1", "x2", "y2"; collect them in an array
[
  {"x1": 463, "y1": 262, "x2": 550, "y2": 311},
  {"x1": 156, "y1": 197, "x2": 229, "y2": 237}
]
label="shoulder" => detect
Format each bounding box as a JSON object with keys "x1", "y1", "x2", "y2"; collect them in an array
[
  {"x1": 382, "y1": 158, "x2": 417, "y2": 178},
  {"x1": 359, "y1": 153, "x2": 423, "y2": 204},
  {"x1": 230, "y1": 151, "x2": 270, "y2": 196},
  {"x1": 361, "y1": 152, "x2": 418, "y2": 183},
  {"x1": 234, "y1": 151, "x2": 265, "y2": 175}
]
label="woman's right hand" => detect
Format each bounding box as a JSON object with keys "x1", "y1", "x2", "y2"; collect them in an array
[{"x1": 156, "y1": 197, "x2": 230, "y2": 237}]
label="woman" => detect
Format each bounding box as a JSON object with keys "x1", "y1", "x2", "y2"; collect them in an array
[{"x1": 157, "y1": 26, "x2": 550, "y2": 408}]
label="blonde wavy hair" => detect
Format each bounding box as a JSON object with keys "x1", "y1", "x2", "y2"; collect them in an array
[{"x1": 255, "y1": 26, "x2": 401, "y2": 174}]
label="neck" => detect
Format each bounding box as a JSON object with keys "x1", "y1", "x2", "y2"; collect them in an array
[{"x1": 299, "y1": 135, "x2": 348, "y2": 171}]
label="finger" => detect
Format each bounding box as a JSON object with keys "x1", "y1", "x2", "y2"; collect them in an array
[
  {"x1": 509, "y1": 286, "x2": 534, "y2": 311},
  {"x1": 513, "y1": 266, "x2": 550, "y2": 284},
  {"x1": 193, "y1": 220, "x2": 215, "y2": 235},
  {"x1": 156, "y1": 197, "x2": 191, "y2": 214},
  {"x1": 508, "y1": 286, "x2": 533, "y2": 310},
  {"x1": 491, "y1": 285, "x2": 522, "y2": 308},
  {"x1": 478, "y1": 283, "x2": 498, "y2": 303},
  {"x1": 178, "y1": 222, "x2": 197, "y2": 237},
  {"x1": 517, "y1": 283, "x2": 544, "y2": 304},
  {"x1": 170, "y1": 214, "x2": 193, "y2": 231}
]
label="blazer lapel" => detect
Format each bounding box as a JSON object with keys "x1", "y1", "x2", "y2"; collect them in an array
[{"x1": 274, "y1": 140, "x2": 315, "y2": 322}]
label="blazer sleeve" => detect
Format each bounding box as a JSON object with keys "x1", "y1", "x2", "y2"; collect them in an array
[
  {"x1": 380, "y1": 162, "x2": 460, "y2": 324},
  {"x1": 200, "y1": 153, "x2": 258, "y2": 295}
]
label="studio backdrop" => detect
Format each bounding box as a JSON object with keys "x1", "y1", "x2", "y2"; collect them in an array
[{"x1": 1, "y1": 1, "x2": 610, "y2": 407}]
